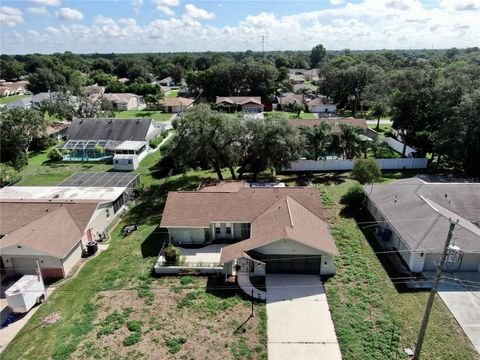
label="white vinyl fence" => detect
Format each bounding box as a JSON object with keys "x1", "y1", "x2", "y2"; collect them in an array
[
  {"x1": 284, "y1": 157, "x2": 428, "y2": 172},
  {"x1": 383, "y1": 137, "x2": 416, "y2": 157}
]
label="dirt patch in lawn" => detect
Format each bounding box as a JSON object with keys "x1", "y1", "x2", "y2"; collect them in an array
[{"x1": 73, "y1": 276, "x2": 267, "y2": 360}]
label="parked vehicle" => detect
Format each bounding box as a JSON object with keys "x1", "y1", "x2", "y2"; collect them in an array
[{"x1": 5, "y1": 275, "x2": 46, "y2": 313}]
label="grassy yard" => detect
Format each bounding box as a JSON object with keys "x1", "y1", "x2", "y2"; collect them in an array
[
  {"x1": 16, "y1": 147, "x2": 114, "y2": 186},
  {"x1": 114, "y1": 110, "x2": 173, "y2": 122},
  {"x1": 4, "y1": 168, "x2": 266, "y2": 360},
  {"x1": 166, "y1": 89, "x2": 179, "y2": 98},
  {"x1": 368, "y1": 123, "x2": 392, "y2": 133},
  {"x1": 0, "y1": 94, "x2": 30, "y2": 105},
  {"x1": 319, "y1": 180, "x2": 478, "y2": 360}
]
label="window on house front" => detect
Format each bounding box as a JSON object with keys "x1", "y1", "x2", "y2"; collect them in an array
[
  {"x1": 226, "y1": 227, "x2": 231, "y2": 235},
  {"x1": 215, "y1": 227, "x2": 220, "y2": 234},
  {"x1": 105, "y1": 208, "x2": 110, "y2": 219}
]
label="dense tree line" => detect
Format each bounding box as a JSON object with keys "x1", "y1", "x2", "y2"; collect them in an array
[{"x1": 1, "y1": 46, "x2": 479, "y2": 175}]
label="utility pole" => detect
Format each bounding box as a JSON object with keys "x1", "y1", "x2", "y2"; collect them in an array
[{"x1": 412, "y1": 218, "x2": 458, "y2": 360}]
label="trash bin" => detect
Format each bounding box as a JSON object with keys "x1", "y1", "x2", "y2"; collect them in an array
[{"x1": 86, "y1": 241, "x2": 98, "y2": 255}]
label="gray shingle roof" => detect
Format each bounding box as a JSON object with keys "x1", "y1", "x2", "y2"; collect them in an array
[
  {"x1": 364, "y1": 178, "x2": 480, "y2": 252},
  {"x1": 65, "y1": 118, "x2": 164, "y2": 142}
]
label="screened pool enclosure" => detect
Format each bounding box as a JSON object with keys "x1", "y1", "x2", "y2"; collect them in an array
[{"x1": 59, "y1": 140, "x2": 121, "y2": 161}]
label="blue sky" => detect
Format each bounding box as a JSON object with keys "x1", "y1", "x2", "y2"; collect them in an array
[{"x1": 0, "y1": 0, "x2": 479, "y2": 54}]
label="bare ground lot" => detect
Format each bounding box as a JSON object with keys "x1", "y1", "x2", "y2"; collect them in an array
[{"x1": 73, "y1": 277, "x2": 266, "y2": 360}]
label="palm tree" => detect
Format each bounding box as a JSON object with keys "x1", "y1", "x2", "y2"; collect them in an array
[
  {"x1": 370, "y1": 101, "x2": 388, "y2": 131},
  {"x1": 299, "y1": 122, "x2": 332, "y2": 160},
  {"x1": 339, "y1": 123, "x2": 364, "y2": 159},
  {"x1": 145, "y1": 92, "x2": 163, "y2": 112}
]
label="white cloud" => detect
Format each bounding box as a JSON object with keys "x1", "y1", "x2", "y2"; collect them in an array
[
  {"x1": 29, "y1": 30, "x2": 40, "y2": 36},
  {"x1": 46, "y1": 26, "x2": 60, "y2": 34},
  {"x1": 441, "y1": 0, "x2": 479, "y2": 11},
  {"x1": 119, "y1": 18, "x2": 137, "y2": 26},
  {"x1": 56, "y1": 7, "x2": 84, "y2": 21},
  {"x1": 28, "y1": 0, "x2": 61, "y2": 6},
  {"x1": 154, "y1": 0, "x2": 180, "y2": 16},
  {"x1": 132, "y1": 0, "x2": 143, "y2": 6},
  {"x1": 0, "y1": 6, "x2": 24, "y2": 27},
  {"x1": 2, "y1": 0, "x2": 480, "y2": 54},
  {"x1": 95, "y1": 15, "x2": 116, "y2": 26},
  {"x1": 183, "y1": 4, "x2": 215, "y2": 20},
  {"x1": 26, "y1": 6, "x2": 48, "y2": 15},
  {"x1": 330, "y1": 0, "x2": 344, "y2": 5},
  {"x1": 157, "y1": 6, "x2": 175, "y2": 16}
]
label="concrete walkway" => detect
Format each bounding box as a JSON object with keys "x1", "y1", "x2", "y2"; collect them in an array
[
  {"x1": 237, "y1": 271, "x2": 266, "y2": 300},
  {"x1": 266, "y1": 274, "x2": 342, "y2": 360},
  {"x1": 437, "y1": 273, "x2": 480, "y2": 354}
]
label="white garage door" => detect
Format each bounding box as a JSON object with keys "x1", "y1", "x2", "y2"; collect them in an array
[{"x1": 12, "y1": 258, "x2": 37, "y2": 275}]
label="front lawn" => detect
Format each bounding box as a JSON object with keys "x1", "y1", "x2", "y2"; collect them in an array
[
  {"x1": 0, "y1": 94, "x2": 30, "y2": 105},
  {"x1": 114, "y1": 110, "x2": 173, "y2": 122},
  {"x1": 4, "y1": 170, "x2": 266, "y2": 360},
  {"x1": 368, "y1": 123, "x2": 392, "y2": 133},
  {"x1": 266, "y1": 110, "x2": 317, "y2": 119}
]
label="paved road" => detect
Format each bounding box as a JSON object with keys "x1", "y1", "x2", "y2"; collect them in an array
[
  {"x1": 366, "y1": 119, "x2": 392, "y2": 125},
  {"x1": 266, "y1": 274, "x2": 342, "y2": 360},
  {"x1": 438, "y1": 273, "x2": 480, "y2": 354}
]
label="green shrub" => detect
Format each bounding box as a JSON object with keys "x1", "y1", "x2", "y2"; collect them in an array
[
  {"x1": 47, "y1": 148, "x2": 63, "y2": 162},
  {"x1": 0, "y1": 164, "x2": 21, "y2": 187},
  {"x1": 164, "y1": 244, "x2": 180, "y2": 264},
  {"x1": 351, "y1": 158, "x2": 381, "y2": 184},
  {"x1": 341, "y1": 183, "x2": 365, "y2": 210},
  {"x1": 165, "y1": 336, "x2": 187, "y2": 354},
  {"x1": 127, "y1": 320, "x2": 143, "y2": 332},
  {"x1": 180, "y1": 276, "x2": 195, "y2": 285},
  {"x1": 122, "y1": 332, "x2": 141, "y2": 346}
]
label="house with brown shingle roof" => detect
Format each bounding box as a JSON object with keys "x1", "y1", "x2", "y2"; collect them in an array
[
  {"x1": 160, "y1": 181, "x2": 338, "y2": 277},
  {"x1": 215, "y1": 96, "x2": 264, "y2": 114},
  {"x1": 159, "y1": 97, "x2": 194, "y2": 113},
  {"x1": 0, "y1": 185, "x2": 130, "y2": 280},
  {"x1": 306, "y1": 97, "x2": 337, "y2": 113}
]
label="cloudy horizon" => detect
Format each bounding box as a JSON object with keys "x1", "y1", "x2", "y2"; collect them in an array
[{"x1": 0, "y1": 0, "x2": 479, "y2": 55}]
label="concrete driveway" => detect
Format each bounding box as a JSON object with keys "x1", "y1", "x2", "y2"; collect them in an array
[
  {"x1": 266, "y1": 274, "x2": 342, "y2": 360},
  {"x1": 438, "y1": 273, "x2": 480, "y2": 354}
]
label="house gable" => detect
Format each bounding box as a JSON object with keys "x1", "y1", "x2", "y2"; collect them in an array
[{"x1": 254, "y1": 238, "x2": 324, "y2": 256}]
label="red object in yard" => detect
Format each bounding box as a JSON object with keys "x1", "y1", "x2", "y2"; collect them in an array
[{"x1": 87, "y1": 229, "x2": 92, "y2": 241}]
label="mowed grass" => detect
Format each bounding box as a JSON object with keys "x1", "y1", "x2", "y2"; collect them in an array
[
  {"x1": 166, "y1": 89, "x2": 179, "y2": 98},
  {"x1": 4, "y1": 167, "x2": 266, "y2": 360},
  {"x1": 16, "y1": 147, "x2": 114, "y2": 186},
  {"x1": 0, "y1": 94, "x2": 30, "y2": 105},
  {"x1": 321, "y1": 181, "x2": 478, "y2": 360},
  {"x1": 114, "y1": 110, "x2": 173, "y2": 122}
]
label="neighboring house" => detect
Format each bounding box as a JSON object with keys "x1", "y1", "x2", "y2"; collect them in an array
[
  {"x1": 0, "y1": 185, "x2": 130, "y2": 280},
  {"x1": 83, "y1": 85, "x2": 106, "y2": 96},
  {"x1": 160, "y1": 181, "x2": 339, "y2": 277},
  {"x1": 5, "y1": 92, "x2": 75, "y2": 110},
  {"x1": 289, "y1": 74, "x2": 305, "y2": 85},
  {"x1": 290, "y1": 117, "x2": 368, "y2": 133},
  {"x1": 293, "y1": 83, "x2": 317, "y2": 94},
  {"x1": 102, "y1": 93, "x2": 146, "y2": 111},
  {"x1": 307, "y1": 97, "x2": 337, "y2": 113},
  {"x1": 364, "y1": 178, "x2": 480, "y2": 273},
  {"x1": 59, "y1": 117, "x2": 165, "y2": 167},
  {"x1": 158, "y1": 77, "x2": 175, "y2": 86},
  {"x1": 0, "y1": 80, "x2": 29, "y2": 97},
  {"x1": 159, "y1": 97, "x2": 194, "y2": 113},
  {"x1": 276, "y1": 93, "x2": 304, "y2": 110},
  {"x1": 215, "y1": 96, "x2": 264, "y2": 113}
]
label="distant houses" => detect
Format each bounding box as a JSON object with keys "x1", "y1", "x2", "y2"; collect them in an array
[
  {"x1": 59, "y1": 117, "x2": 166, "y2": 169},
  {"x1": 306, "y1": 97, "x2": 337, "y2": 114}
]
